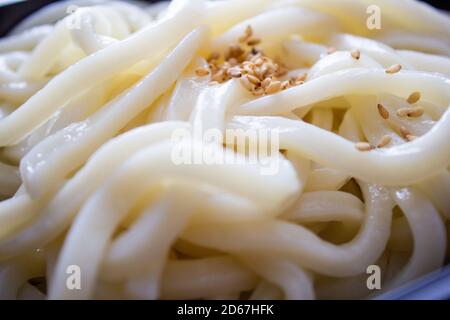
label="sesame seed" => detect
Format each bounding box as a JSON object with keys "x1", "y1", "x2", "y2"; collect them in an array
[
  {"x1": 228, "y1": 58, "x2": 239, "y2": 66},
  {"x1": 250, "y1": 53, "x2": 263, "y2": 63},
  {"x1": 410, "y1": 108, "x2": 425, "y2": 117},
  {"x1": 253, "y1": 67, "x2": 263, "y2": 79},
  {"x1": 243, "y1": 64, "x2": 255, "y2": 76},
  {"x1": 396, "y1": 106, "x2": 424, "y2": 118},
  {"x1": 246, "y1": 25, "x2": 253, "y2": 36},
  {"x1": 240, "y1": 76, "x2": 255, "y2": 91},
  {"x1": 276, "y1": 67, "x2": 288, "y2": 77},
  {"x1": 399, "y1": 126, "x2": 410, "y2": 139},
  {"x1": 351, "y1": 49, "x2": 361, "y2": 60},
  {"x1": 195, "y1": 68, "x2": 210, "y2": 77},
  {"x1": 377, "y1": 135, "x2": 392, "y2": 148},
  {"x1": 227, "y1": 67, "x2": 242, "y2": 78},
  {"x1": 211, "y1": 70, "x2": 225, "y2": 82},
  {"x1": 208, "y1": 63, "x2": 218, "y2": 72},
  {"x1": 265, "y1": 81, "x2": 282, "y2": 94},
  {"x1": 247, "y1": 38, "x2": 261, "y2": 46},
  {"x1": 261, "y1": 63, "x2": 276, "y2": 77},
  {"x1": 355, "y1": 142, "x2": 372, "y2": 152},
  {"x1": 247, "y1": 74, "x2": 261, "y2": 86},
  {"x1": 407, "y1": 91, "x2": 421, "y2": 104},
  {"x1": 261, "y1": 77, "x2": 271, "y2": 89},
  {"x1": 253, "y1": 88, "x2": 265, "y2": 96},
  {"x1": 254, "y1": 58, "x2": 264, "y2": 66},
  {"x1": 296, "y1": 73, "x2": 308, "y2": 82},
  {"x1": 221, "y1": 62, "x2": 231, "y2": 71},
  {"x1": 386, "y1": 64, "x2": 402, "y2": 74},
  {"x1": 208, "y1": 52, "x2": 220, "y2": 61},
  {"x1": 228, "y1": 44, "x2": 244, "y2": 59},
  {"x1": 239, "y1": 25, "x2": 253, "y2": 43},
  {"x1": 377, "y1": 104, "x2": 390, "y2": 119}
]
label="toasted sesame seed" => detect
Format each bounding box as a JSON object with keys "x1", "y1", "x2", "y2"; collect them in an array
[
  {"x1": 228, "y1": 58, "x2": 239, "y2": 66},
  {"x1": 227, "y1": 67, "x2": 242, "y2": 78},
  {"x1": 239, "y1": 25, "x2": 253, "y2": 43},
  {"x1": 250, "y1": 53, "x2": 263, "y2": 63},
  {"x1": 221, "y1": 62, "x2": 231, "y2": 71},
  {"x1": 211, "y1": 70, "x2": 225, "y2": 82},
  {"x1": 208, "y1": 62, "x2": 218, "y2": 72},
  {"x1": 243, "y1": 64, "x2": 255, "y2": 76},
  {"x1": 265, "y1": 81, "x2": 282, "y2": 94},
  {"x1": 377, "y1": 104, "x2": 390, "y2": 119},
  {"x1": 396, "y1": 106, "x2": 424, "y2": 118},
  {"x1": 228, "y1": 44, "x2": 245, "y2": 59},
  {"x1": 261, "y1": 77, "x2": 272, "y2": 89},
  {"x1": 195, "y1": 68, "x2": 210, "y2": 77},
  {"x1": 410, "y1": 107, "x2": 424, "y2": 117},
  {"x1": 253, "y1": 67, "x2": 263, "y2": 79},
  {"x1": 247, "y1": 74, "x2": 261, "y2": 85},
  {"x1": 253, "y1": 88, "x2": 265, "y2": 96},
  {"x1": 377, "y1": 135, "x2": 392, "y2": 148},
  {"x1": 247, "y1": 38, "x2": 261, "y2": 46},
  {"x1": 296, "y1": 73, "x2": 308, "y2": 82},
  {"x1": 386, "y1": 64, "x2": 402, "y2": 74},
  {"x1": 254, "y1": 58, "x2": 264, "y2": 66},
  {"x1": 208, "y1": 52, "x2": 220, "y2": 61},
  {"x1": 276, "y1": 67, "x2": 288, "y2": 77},
  {"x1": 351, "y1": 49, "x2": 361, "y2": 60},
  {"x1": 240, "y1": 76, "x2": 255, "y2": 91},
  {"x1": 260, "y1": 64, "x2": 269, "y2": 77},
  {"x1": 399, "y1": 126, "x2": 410, "y2": 139},
  {"x1": 261, "y1": 63, "x2": 276, "y2": 77},
  {"x1": 406, "y1": 134, "x2": 418, "y2": 142},
  {"x1": 355, "y1": 142, "x2": 373, "y2": 152},
  {"x1": 407, "y1": 91, "x2": 421, "y2": 104}
]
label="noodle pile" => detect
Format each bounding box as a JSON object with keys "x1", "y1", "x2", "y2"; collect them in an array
[{"x1": 0, "y1": 0, "x2": 449, "y2": 300}]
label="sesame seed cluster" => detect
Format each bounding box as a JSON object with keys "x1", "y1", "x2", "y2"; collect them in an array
[{"x1": 195, "y1": 26, "x2": 307, "y2": 97}]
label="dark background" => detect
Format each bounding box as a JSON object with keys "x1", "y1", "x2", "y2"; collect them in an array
[{"x1": 0, "y1": 0, "x2": 449, "y2": 37}]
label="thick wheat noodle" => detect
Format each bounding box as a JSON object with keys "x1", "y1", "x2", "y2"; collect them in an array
[
  {"x1": 20, "y1": 26, "x2": 207, "y2": 197},
  {"x1": 0, "y1": 0, "x2": 203, "y2": 146},
  {"x1": 229, "y1": 114, "x2": 450, "y2": 186},
  {"x1": 48, "y1": 141, "x2": 299, "y2": 298}
]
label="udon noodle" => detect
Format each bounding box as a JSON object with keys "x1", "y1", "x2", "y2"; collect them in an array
[{"x1": 0, "y1": 0, "x2": 449, "y2": 300}]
